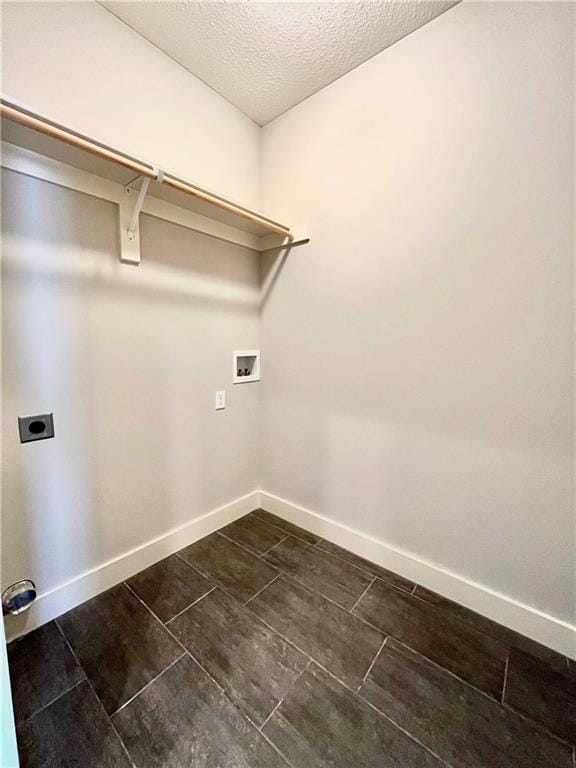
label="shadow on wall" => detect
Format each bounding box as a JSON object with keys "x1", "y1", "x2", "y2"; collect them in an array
[{"x1": 1, "y1": 169, "x2": 261, "y2": 636}]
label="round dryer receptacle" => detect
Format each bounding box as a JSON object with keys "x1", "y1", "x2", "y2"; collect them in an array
[{"x1": 2, "y1": 580, "x2": 37, "y2": 615}]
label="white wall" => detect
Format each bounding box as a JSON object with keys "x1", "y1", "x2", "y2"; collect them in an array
[
  {"x1": 1, "y1": 1, "x2": 262, "y2": 638},
  {"x1": 260, "y1": 1, "x2": 575, "y2": 625},
  {"x1": 0, "y1": 1, "x2": 260, "y2": 208},
  {"x1": 1, "y1": 170, "x2": 261, "y2": 627}
]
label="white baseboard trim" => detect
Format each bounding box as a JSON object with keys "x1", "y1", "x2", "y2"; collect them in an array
[
  {"x1": 260, "y1": 491, "x2": 576, "y2": 660},
  {"x1": 4, "y1": 490, "x2": 260, "y2": 643}
]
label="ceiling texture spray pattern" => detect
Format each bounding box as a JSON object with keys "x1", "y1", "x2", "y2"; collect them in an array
[{"x1": 100, "y1": 1, "x2": 460, "y2": 125}]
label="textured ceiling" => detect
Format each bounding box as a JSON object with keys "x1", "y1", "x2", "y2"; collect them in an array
[{"x1": 100, "y1": 1, "x2": 460, "y2": 126}]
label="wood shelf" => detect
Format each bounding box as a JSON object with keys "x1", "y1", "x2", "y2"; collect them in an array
[{"x1": 0, "y1": 98, "x2": 292, "y2": 240}]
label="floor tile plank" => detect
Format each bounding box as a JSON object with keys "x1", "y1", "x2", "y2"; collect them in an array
[
  {"x1": 503, "y1": 647, "x2": 576, "y2": 745},
  {"x1": 178, "y1": 532, "x2": 278, "y2": 603},
  {"x1": 359, "y1": 638, "x2": 573, "y2": 768},
  {"x1": 263, "y1": 535, "x2": 372, "y2": 609},
  {"x1": 126, "y1": 554, "x2": 212, "y2": 623},
  {"x1": 353, "y1": 578, "x2": 507, "y2": 698},
  {"x1": 249, "y1": 576, "x2": 384, "y2": 689},
  {"x1": 7, "y1": 621, "x2": 85, "y2": 724},
  {"x1": 113, "y1": 654, "x2": 290, "y2": 768},
  {"x1": 17, "y1": 680, "x2": 132, "y2": 768},
  {"x1": 220, "y1": 513, "x2": 288, "y2": 555},
  {"x1": 253, "y1": 509, "x2": 320, "y2": 545},
  {"x1": 414, "y1": 585, "x2": 571, "y2": 670},
  {"x1": 317, "y1": 539, "x2": 415, "y2": 593},
  {"x1": 262, "y1": 662, "x2": 443, "y2": 768},
  {"x1": 169, "y1": 587, "x2": 309, "y2": 726},
  {"x1": 58, "y1": 583, "x2": 182, "y2": 714}
]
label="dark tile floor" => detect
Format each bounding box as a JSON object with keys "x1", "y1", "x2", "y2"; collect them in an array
[{"x1": 6, "y1": 509, "x2": 576, "y2": 768}]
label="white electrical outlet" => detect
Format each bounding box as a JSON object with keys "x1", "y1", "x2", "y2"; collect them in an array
[{"x1": 215, "y1": 390, "x2": 226, "y2": 410}]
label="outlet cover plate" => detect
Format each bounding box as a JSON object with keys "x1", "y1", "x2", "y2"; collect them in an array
[{"x1": 18, "y1": 413, "x2": 55, "y2": 443}]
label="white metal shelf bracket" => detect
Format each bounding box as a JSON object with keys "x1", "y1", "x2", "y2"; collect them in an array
[{"x1": 120, "y1": 168, "x2": 165, "y2": 265}]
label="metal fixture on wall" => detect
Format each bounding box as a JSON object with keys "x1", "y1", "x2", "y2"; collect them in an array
[{"x1": 2, "y1": 580, "x2": 37, "y2": 615}]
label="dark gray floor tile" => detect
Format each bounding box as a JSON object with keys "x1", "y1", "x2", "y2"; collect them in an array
[
  {"x1": 7, "y1": 621, "x2": 85, "y2": 724},
  {"x1": 169, "y1": 587, "x2": 309, "y2": 726},
  {"x1": 178, "y1": 532, "x2": 278, "y2": 603},
  {"x1": 58, "y1": 583, "x2": 182, "y2": 714},
  {"x1": 220, "y1": 513, "x2": 288, "y2": 555},
  {"x1": 353, "y1": 578, "x2": 507, "y2": 698},
  {"x1": 262, "y1": 662, "x2": 442, "y2": 768},
  {"x1": 249, "y1": 576, "x2": 383, "y2": 689},
  {"x1": 263, "y1": 535, "x2": 372, "y2": 609},
  {"x1": 503, "y1": 647, "x2": 576, "y2": 745},
  {"x1": 113, "y1": 654, "x2": 289, "y2": 768},
  {"x1": 414, "y1": 585, "x2": 571, "y2": 670},
  {"x1": 17, "y1": 680, "x2": 132, "y2": 768},
  {"x1": 253, "y1": 509, "x2": 320, "y2": 545},
  {"x1": 317, "y1": 539, "x2": 415, "y2": 593},
  {"x1": 126, "y1": 554, "x2": 212, "y2": 623},
  {"x1": 359, "y1": 638, "x2": 573, "y2": 768}
]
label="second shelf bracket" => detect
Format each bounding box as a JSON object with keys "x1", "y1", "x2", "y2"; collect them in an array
[{"x1": 120, "y1": 168, "x2": 165, "y2": 265}]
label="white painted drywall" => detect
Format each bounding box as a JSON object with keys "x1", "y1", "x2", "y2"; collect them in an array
[
  {"x1": 260, "y1": 1, "x2": 575, "y2": 624},
  {"x1": 0, "y1": 1, "x2": 260, "y2": 208},
  {"x1": 1, "y1": 170, "x2": 260, "y2": 615}
]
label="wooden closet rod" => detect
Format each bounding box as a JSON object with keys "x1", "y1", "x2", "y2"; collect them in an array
[
  {"x1": 161, "y1": 174, "x2": 291, "y2": 237},
  {"x1": 0, "y1": 99, "x2": 292, "y2": 239},
  {"x1": 0, "y1": 101, "x2": 156, "y2": 178}
]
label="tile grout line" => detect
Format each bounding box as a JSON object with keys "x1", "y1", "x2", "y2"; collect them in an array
[
  {"x1": 349, "y1": 576, "x2": 376, "y2": 614},
  {"x1": 242, "y1": 602, "x2": 385, "y2": 701},
  {"x1": 346, "y1": 578, "x2": 509, "y2": 671},
  {"x1": 357, "y1": 636, "x2": 388, "y2": 692},
  {"x1": 499, "y1": 699, "x2": 576, "y2": 750},
  {"x1": 377, "y1": 635, "x2": 575, "y2": 751},
  {"x1": 258, "y1": 728, "x2": 299, "y2": 768},
  {"x1": 501, "y1": 650, "x2": 510, "y2": 704},
  {"x1": 217, "y1": 513, "x2": 411, "y2": 619},
  {"x1": 217, "y1": 530, "x2": 270, "y2": 559},
  {"x1": 312, "y1": 659, "x2": 454, "y2": 768},
  {"x1": 314, "y1": 546, "x2": 391, "y2": 580},
  {"x1": 54, "y1": 620, "x2": 137, "y2": 768},
  {"x1": 165, "y1": 586, "x2": 217, "y2": 625},
  {"x1": 135, "y1": 549, "x2": 306, "y2": 767},
  {"x1": 286, "y1": 536, "x2": 390, "y2": 583},
  {"x1": 17, "y1": 677, "x2": 86, "y2": 727},
  {"x1": 216, "y1": 524, "x2": 290, "y2": 558},
  {"x1": 174, "y1": 552, "x2": 265, "y2": 606},
  {"x1": 123, "y1": 582, "x2": 189, "y2": 657},
  {"x1": 311, "y1": 537, "x2": 416, "y2": 589},
  {"x1": 111, "y1": 653, "x2": 187, "y2": 717},
  {"x1": 121, "y1": 579, "x2": 272, "y2": 738},
  {"x1": 381, "y1": 635, "x2": 508, "y2": 708},
  {"x1": 174, "y1": 550, "x2": 216, "y2": 582},
  {"x1": 243, "y1": 573, "x2": 281, "y2": 606},
  {"x1": 259, "y1": 658, "x2": 312, "y2": 733},
  {"x1": 183, "y1": 517, "x2": 391, "y2": 627},
  {"x1": 259, "y1": 534, "x2": 290, "y2": 557},
  {"x1": 167, "y1": 643, "x2": 299, "y2": 768},
  {"x1": 276, "y1": 571, "x2": 387, "y2": 633},
  {"x1": 215, "y1": 525, "x2": 381, "y2": 617},
  {"x1": 252, "y1": 509, "x2": 322, "y2": 547},
  {"x1": 119, "y1": 582, "x2": 275, "y2": 742},
  {"x1": 241, "y1": 625, "x2": 454, "y2": 768}
]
